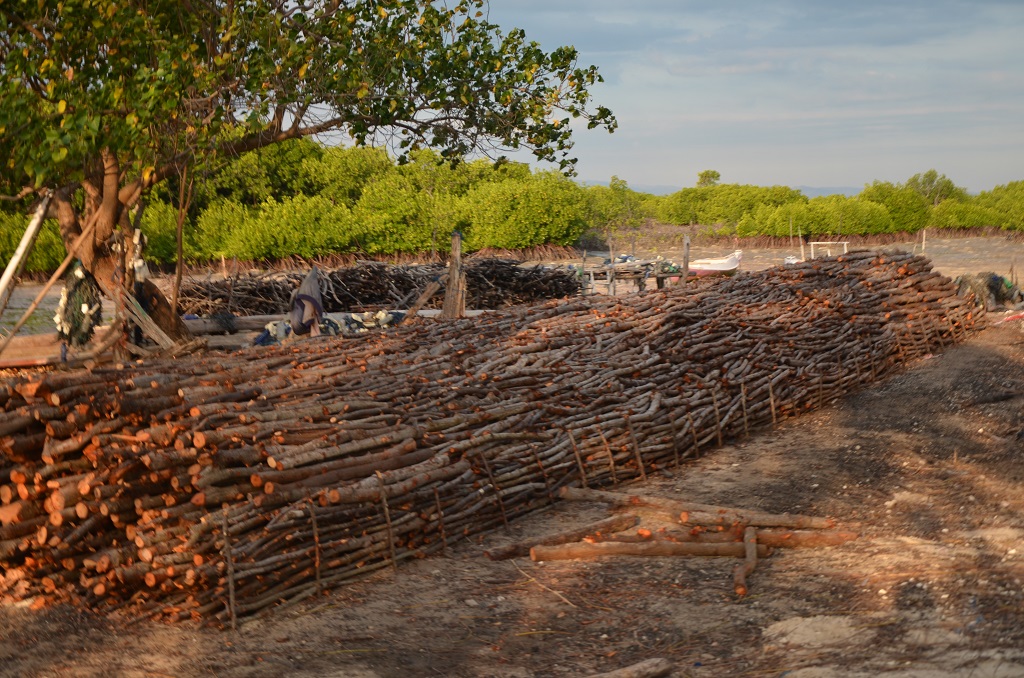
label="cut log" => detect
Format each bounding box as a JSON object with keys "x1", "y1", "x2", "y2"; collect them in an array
[
  {"x1": 558, "y1": 486, "x2": 836, "y2": 529},
  {"x1": 485, "y1": 514, "x2": 640, "y2": 560},
  {"x1": 732, "y1": 526, "x2": 758, "y2": 596},
  {"x1": 586, "y1": 658, "x2": 674, "y2": 678},
  {"x1": 530, "y1": 540, "x2": 771, "y2": 562}
]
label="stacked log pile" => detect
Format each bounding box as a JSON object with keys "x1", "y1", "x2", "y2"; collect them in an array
[
  {"x1": 175, "y1": 258, "x2": 581, "y2": 317},
  {"x1": 0, "y1": 252, "x2": 979, "y2": 623}
]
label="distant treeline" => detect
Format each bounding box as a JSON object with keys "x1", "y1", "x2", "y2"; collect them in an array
[
  {"x1": 2, "y1": 139, "x2": 1023, "y2": 273},
  {"x1": 656, "y1": 170, "x2": 1024, "y2": 239}
]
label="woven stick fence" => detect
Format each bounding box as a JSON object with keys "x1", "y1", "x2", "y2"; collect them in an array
[{"x1": 0, "y1": 251, "x2": 980, "y2": 623}]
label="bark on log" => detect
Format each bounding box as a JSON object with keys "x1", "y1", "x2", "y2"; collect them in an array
[
  {"x1": 558, "y1": 486, "x2": 835, "y2": 529},
  {"x1": 732, "y1": 526, "x2": 758, "y2": 596},
  {"x1": 585, "y1": 658, "x2": 674, "y2": 678},
  {"x1": 485, "y1": 514, "x2": 640, "y2": 560},
  {"x1": 530, "y1": 540, "x2": 771, "y2": 562}
]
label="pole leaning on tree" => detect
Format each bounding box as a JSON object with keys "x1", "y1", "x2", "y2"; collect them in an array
[{"x1": 0, "y1": 194, "x2": 52, "y2": 318}]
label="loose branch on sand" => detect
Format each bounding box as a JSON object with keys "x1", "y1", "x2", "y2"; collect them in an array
[{"x1": 509, "y1": 486, "x2": 857, "y2": 596}]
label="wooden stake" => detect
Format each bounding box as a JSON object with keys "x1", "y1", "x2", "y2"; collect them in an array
[
  {"x1": 710, "y1": 388, "x2": 723, "y2": 446},
  {"x1": 432, "y1": 487, "x2": 448, "y2": 554},
  {"x1": 566, "y1": 429, "x2": 589, "y2": 488},
  {"x1": 529, "y1": 445, "x2": 555, "y2": 502},
  {"x1": 687, "y1": 411, "x2": 699, "y2": 457},
  {"x1": 597, "y1": 427, "x2": 618, "y2": 485},
  {"x1": 740, "y1": 382, "x2": 750, "y2": 437},
  {"x1": 625, "y1": 415, "x2": 647, "y2": 481},
  {"x1": 441, "y1": 231, "x2": 465, "y2": 319},
  {"x1": 681, "y1": 235, "x2": 690, "y2": 288},
  {"x1": 308, "y1": 498, "x2": 322, "y2": 596},
  {"x1": 221, "y1": 507, "x2": 237, "y2": 631},
  {"x1": 476, "y1": 449, "x2": 510, "y2": 533},
  {"x1": 668, "y1": 415, "x2": 681, "y2": 468},
  {"x1": 375, "y1": 471, "x2": 397, "y2": 570}
]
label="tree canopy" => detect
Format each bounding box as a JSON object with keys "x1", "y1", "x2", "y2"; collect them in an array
[
  {"x1": 0, "y1": 0, "x2": 615, "y2": 336},
  {"x1": 697, "y1": 170, "x2": 721, "y2": 187},
  {"x1": 2, "y1": 1, "x2": 615, "y2": 194}
]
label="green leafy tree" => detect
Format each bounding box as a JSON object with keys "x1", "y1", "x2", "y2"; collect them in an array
[
  {"x1": 0, "y1": 212, "x2": 66, "y2": 273},
  {"x1": 461, "y1": 172, "x2": 589, "y2": 250},
  {"x1": 193, "y1": 200, "x2": 250, "y2": 259},
  {"x1": 350, "y1": 171, "x2": 431, "y2": 254},
  {"x1": 223, "y1": 195, "x2": 353, "y2": 260},
  {"x1": 859, "y1": 181, "x2": 929, "y2": 232},
  {"x1": 189, "y1": 138, "x2": 324, "y2": 210},
  {"x1": 697, "y1": 170, "x2": 721, "y2": 187},
  {"x1": 656, "y1": 187, "x2": 707, "y2": 225},
  {"x1": 698, "y1": 184, "x2": 805, "y2": 226},
  {"x1": 587, "y1": 176, "x2": 650, "y2": 255},
  {"x1": 928, "y1": 200, "x2": 1004, "y2": 229},
  {"x1": 973, "y1": 181, "x2": 1024, "y2": 230},
  {"x1": 138, "y1": 199, "x2": 188, "y2": 265},
  {"x1": 0, "y1": 0, "x2": 615, "y2": 337},
  {"x1": 300, "y1": 146, "x2": 394, "y2": 208},
  {"x1": 905, "y1": 170, "x2": 969, "y2": 206}
]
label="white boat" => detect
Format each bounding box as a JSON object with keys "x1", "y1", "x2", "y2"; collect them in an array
[{"x1": 689, "y1": 250, "x2": 742, "y2": 277}]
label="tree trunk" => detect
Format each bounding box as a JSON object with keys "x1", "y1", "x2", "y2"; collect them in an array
[{"x1": 50, "y1": 172, "x2": 191, "y2": 344}]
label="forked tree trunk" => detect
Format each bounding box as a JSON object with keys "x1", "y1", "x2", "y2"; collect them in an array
[{"x1": 50, "y1": 158, "x2": 191, "y2": 344}]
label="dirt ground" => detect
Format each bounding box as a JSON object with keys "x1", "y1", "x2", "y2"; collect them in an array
[{"x1": 3, "y1": 238, "x2": 1024, "y2": 677}]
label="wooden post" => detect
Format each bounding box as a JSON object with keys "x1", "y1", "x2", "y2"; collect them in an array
[
  {"x1": 308, "y1": 498, "x2": 322, "y2": 596},
  {"x1": 626, "y1": 415, "x2": 647, "y2": 481},
  {"x1": 432, "y1": 488, "x2": 448, "y2": 554},
  {"x1": 441, "y1": 231, "x2": 465, "y2": 318},
  {"x1": 0, "y1": 194, "x2": 51, "y2": 318},
  {"x1": 681, "y1": 235, "x2": 690, "y2": 288},
  {"x1": 567, "y1": 429, "x2": 589, "y2": 488},
  {"x1": 376, "y1": 471, "x2": 398, "y2": 570},
  {"x1": 597, "y1": 427, "x2": 618, "y2": 485},
  {"x1": 0, "y1": 210, "x2": 101, "y2": 357},
  {"x1": 608, "y1": 234, "x2": 617, "y2": 296},
  {"x1": 221, "y1": 507, "x2": 237, "y2": 631},
  {"x1": 581, "y1": 249, "x2": 588, "y2": 295}
]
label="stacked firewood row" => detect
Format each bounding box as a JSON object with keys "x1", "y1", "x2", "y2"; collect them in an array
[
  {"x1": 0, "y1": 252, "x2": 979, "y2": 623},
  {"x1": 175, "y1": 258, "x2": 581, "y2": 317}
]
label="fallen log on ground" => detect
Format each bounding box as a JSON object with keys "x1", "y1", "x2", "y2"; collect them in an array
[
  {"x1": 733, "y1": 526, "x2": 759, "y2": 596},
  {"x1": 530, "y1": 540, "x2": 772, "y2": 561},
  {"x1": 586, "y1": 658, "x2": 674, "y2": 678},
  {"x1": 0, "y1": 251, "x2": 981, "y2": 622},
  {"x1": 558, "y1": 486, "x2": 836, "y2": 529},
  {"x1": 590, "y1": 527, "x2": 859, "y2": 548},
  {"x1": 485, "y1": 514, "x2": 639, "y2": 560}
]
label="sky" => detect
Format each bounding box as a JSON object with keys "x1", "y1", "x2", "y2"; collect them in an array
[{"x1": 484, "y1": 0, "x2": 1024, "y2": 195}]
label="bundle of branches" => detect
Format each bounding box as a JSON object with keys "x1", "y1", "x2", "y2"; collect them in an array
[
  {"x1": 174, "y1": 259, "x2": 581, "y2": 317},
  {"x1": 0, "y1": 252, "x2": 980, "y2": 624}
]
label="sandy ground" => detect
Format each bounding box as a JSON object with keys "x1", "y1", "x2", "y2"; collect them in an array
[{"x1": 3, "y1": 236, "x2": 1024, "y2": 677}]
